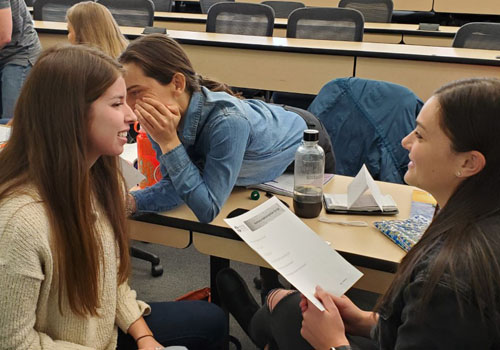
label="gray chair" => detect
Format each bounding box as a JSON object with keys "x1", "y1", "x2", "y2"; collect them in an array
[
  {"x1": 287, "y1": 7, "x2": 364, "y2": 41},
  {"x1": 338, "y1": 0, "x2": 393, "y2": 23},
  {"x1": 33, "y1": 0, "x2": 82, "y2": 22},
  {"x1": 272, "y1": 7, "x2": 363, "y2": 110},
  {"x1": 261, "y1": 0, "x2": 304, "y2": 18},
  {"x1": 452, "y1": 22, "x2": 500, "y2": 50},
  {"x1": 97, "y1": 0, "x2": 154, "y2": 27},
  {"x1": 151, "y1": 0, "x2": 173, "y2": 12},
  {"x1": 206, "y1": 2, "x2": 275, "y2": 36},
  {"x1": 200, "y1": 0, "x2": 234, "y2": 14}
]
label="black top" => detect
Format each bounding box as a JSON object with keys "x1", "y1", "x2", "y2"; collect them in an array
[{"x1": 303, "y1": 129, "x2": 319, "y2": 142}]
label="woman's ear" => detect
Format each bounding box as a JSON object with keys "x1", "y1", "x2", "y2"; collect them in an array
[
  {"x1": 459, "y1": 150, "x2": 486, "y2": 178},
  {"x1": 171, "y1": 72, "x2": 186, "y2": 95}
]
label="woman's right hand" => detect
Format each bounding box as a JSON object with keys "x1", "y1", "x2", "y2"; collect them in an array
[
  {"x1": 134, "y1": 96, "x2": 181, "y2": 154},
  {"x1": 329, "y1": 293, "x2": 378, "y2": 337},
  {"x1": 126, "y1": 193, "x2": 137, "y2": 216}
]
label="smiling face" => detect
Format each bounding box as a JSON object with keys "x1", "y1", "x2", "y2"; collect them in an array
[
  {"x1": 123, "y1": 63, "x2": 180, "y2": 111},
  {"x1": 401, "y1": 96, "x2": 466, "y2": 206},
  {"x1": 87, "y1": 76, "x2": 136, "y2": 165}
]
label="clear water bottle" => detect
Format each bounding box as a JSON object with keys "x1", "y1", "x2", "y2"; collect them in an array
[{"x1": 293, "y1": 129, "x2": 325, "y2": 218}]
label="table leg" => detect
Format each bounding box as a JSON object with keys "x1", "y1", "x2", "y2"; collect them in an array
[
  {"x1": 210, "y1": 255, "x2": 229, "y2": 305},
  {"x1": 210, "y1": 256, "x2": 230, "y2": 350}
]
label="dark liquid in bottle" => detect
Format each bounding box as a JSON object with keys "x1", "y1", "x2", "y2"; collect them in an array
[{"x1": 293, "y1": 196, "x2": 323, "y2": 218}]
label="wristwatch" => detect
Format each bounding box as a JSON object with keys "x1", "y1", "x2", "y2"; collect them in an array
[{"x1": 331, "y1": 346, "x2": 352, "y2": 350}]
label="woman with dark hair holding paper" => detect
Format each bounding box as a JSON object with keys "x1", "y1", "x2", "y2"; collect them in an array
[{"x1": 217, "y1": 78, "x2": 500, "y2": 349}]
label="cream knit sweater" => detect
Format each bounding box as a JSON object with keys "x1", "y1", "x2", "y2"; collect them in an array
[{"x1": 0, "y1": 188, "x2": 150, "y2": 349}]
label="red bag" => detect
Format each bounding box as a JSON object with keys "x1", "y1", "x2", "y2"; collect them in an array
[{"x1": 175, "y1": 287, "x2": 211, "y2": 302}]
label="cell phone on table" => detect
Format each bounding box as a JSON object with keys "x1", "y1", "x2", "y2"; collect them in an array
[{"x1": 142, "y1": 26, "x2": 167, "y2": 34}]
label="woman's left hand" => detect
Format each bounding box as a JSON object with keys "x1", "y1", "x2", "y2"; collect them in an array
[
  {"x1": 300, "y1": 286, "x2": 349, "y2": 350},
  {"x1": 135, "y1": 96, "x2": 181, "y2": 154}
]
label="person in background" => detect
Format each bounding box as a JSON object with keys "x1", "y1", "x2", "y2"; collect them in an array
[
  {"x1": 0, "y1": 45, "x2": 226, "y2": 350},
  {"x1": 66, "y1": 1, "x2": 138, "y2": 142},
  {"x1": 66, "y1": 1, "x2": 128, "y2": 59},
  {"x1": 119, "y1": 34, "x2": 335, "y2": 224},
  {"x1": 0, "y1": 0, "x2": 41, "y2": 124},
  {"x1": 217, "y1": 77, "x2": 500, "y2": 350}
]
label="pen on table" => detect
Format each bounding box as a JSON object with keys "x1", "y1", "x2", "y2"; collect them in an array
[
  {"x1": 318, "y1": 216, "x2": 368, "y2": 227},
  {"x1": 265, "y1": 191, "x2": 290, "y2": 208}
]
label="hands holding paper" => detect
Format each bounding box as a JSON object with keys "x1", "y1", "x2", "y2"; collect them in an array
[{"x1": 300, "y1": 286, "x2": 378, "y2": 349}]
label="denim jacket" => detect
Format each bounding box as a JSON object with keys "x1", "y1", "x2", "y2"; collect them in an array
[
  {"x1": 131, "y1": 87, "x2": 306, "y2": 223},
  {"x1": 372, "y1": 215, "x2": 500, "y2": 349},
  {"x1": 308, "y1": 78, "x2": 422, "y2": 184}
]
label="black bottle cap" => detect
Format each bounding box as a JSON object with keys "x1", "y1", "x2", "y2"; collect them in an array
[{"x1": 303, "y1": 129, "x2": 319, "y2": 142}]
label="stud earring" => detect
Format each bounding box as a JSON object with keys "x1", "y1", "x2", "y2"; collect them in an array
[{"x1": 455, "y1": 171, "x2": 462, "y2": 177}]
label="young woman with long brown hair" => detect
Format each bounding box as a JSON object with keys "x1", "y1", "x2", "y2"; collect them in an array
[
  {"x1": 0, "y1": 45, "x2": 226, "y2": 350},
  {"x1": 218, "y1": 78, "x2": 500, "y2": 349}
]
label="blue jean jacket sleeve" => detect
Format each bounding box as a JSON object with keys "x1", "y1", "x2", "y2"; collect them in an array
[
  {"x1": 131, "y1": 171, "x2": 184, "y2": 214},
  {"x1": 133, "y1": 114, "x2": 250, "y2": 223}
]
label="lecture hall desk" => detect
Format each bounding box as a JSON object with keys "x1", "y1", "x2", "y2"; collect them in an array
[
  {"x1": 35, "y1": 20, "x2": 500, "y2": 101},
  {"x1": 25, "y1": 5, "x2": 457, "y2": 46},
  {"x1": 152, "y1": 12, "x2": 459, "y2": 46},
  {"x1": 134, "y1": 175, "x2": 414, "y2": 297},
  {"x1": 433, "y1": 0, "x2": 500, "y2": 15},
  {"x1": 146, "y1": 0, "x2": 434, "y2": 12},
  {"x1": 236, "y1": 0, "x2": 433, "y2": 11}
]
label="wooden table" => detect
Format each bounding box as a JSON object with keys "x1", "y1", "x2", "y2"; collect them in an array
[
  {"x1": 35, "y1": 21, "x2": 500, "y2": 101},
  {"x1": 134, "y1": 176, "x2": 415, "y2": 295},
  {"x1": 153, "y1": 11, "x2": 458, "y2": 46},
  {"x1": 27, "y1": 6, "x2": 456, "y2": 46},
  {"x1": 236, "y1": 0, "x2": 434, "y2": 11},
  {"x1": 433, "y1": 0, "x2": 500, "y2": 15}
]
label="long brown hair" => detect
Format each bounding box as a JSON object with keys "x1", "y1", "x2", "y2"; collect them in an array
[
  {"x1": 119, "y1": 33, "x2": 240, "y2": 97},
  {"x1": 0, "y1": 45, "x2": 130, "y2": 317},
  {"x1": 378, "y1": 78, "x2": 500, "y2": 328},
  {"x1": 67, "y1": 1, "x2": 128, "y2": 59}
]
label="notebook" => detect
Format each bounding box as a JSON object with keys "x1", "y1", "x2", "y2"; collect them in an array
[
  {"x1": 373, "y1": 190, "x2": 436, "y2": 251},
  {"x1": 324, "y1": 193, "x2": 398, "y2": 215},
  {"x1": 323, "y1": 164, "x2": 398, "y2": 215}
]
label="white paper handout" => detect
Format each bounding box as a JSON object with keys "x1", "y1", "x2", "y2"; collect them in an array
[
  {"x1": 121, "y1": 143, "x2": 138, "y2": 164},
  {"x1": 119, "y1": 157, "x2": 145, "y2": 190},
  {"x1": 324, "y1": 164, "x2": 398, "y2": 213},
  {"x1": 224, "y1": 197, "x2": 363, "y2": 310},
  {"x1": 0, "y1": 125, "x2": 11, "y2": 143}
]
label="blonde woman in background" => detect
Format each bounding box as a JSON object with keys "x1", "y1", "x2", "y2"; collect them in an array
[{"x1": 66, "y1": 1, "x2": 128, "y2": 58}]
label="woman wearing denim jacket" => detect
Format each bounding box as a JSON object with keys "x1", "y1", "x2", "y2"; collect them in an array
[
  {"x1": 119, "y1": 34, "x2": 335, "y2": 223},
  {"x1": 216, "y1": 78, "x2": 500, "y2": 349}
]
